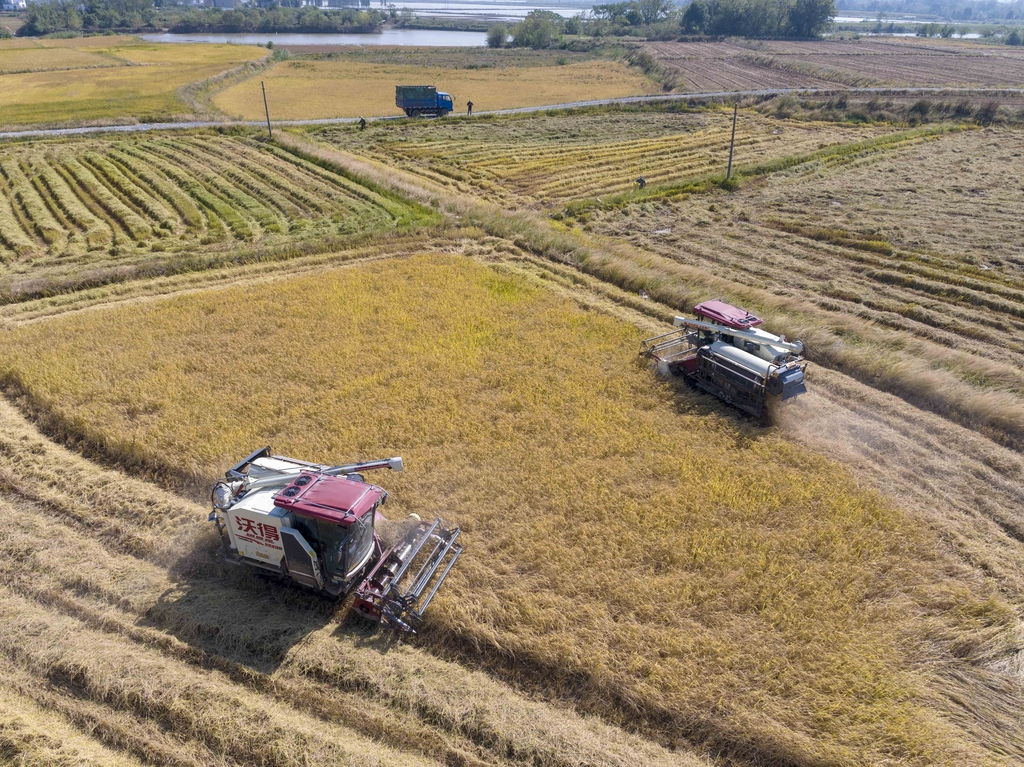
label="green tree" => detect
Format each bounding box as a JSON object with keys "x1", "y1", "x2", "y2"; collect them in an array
[
  {"x1": 1007, "y1": 27, "x2": 1023, "y2": 44},
  {"x1": 636, "y1": 0, "x2": 672, "y2": 23},
  {"x1": 20, "y1": 0, "x2": 82, "y2": 35},
  {"x1": 486, "y1": 22, "x2": 509, "y2": 47},
  {"x1": 510, "y1": 10, "x2": 563, "y2": 49},
  {"x1": 681, "y1": 0, "x2": 708, "y2": 32},
  {"x1": 787, "y1": 0, "x2": 834, "y2": 37}
]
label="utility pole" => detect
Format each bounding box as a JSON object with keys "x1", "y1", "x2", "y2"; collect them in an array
[
  {"x1": 262, "y1": 81, "x2": 272, "y2": 139},
  {"x1": 726, "y1": 101, "x2": 738, "y2": 180}
]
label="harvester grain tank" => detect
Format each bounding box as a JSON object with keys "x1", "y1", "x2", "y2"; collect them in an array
[
  {"x1": 208, "y1": 447, "x2": 461, "y2": 633},
  {"x1": 640, "y1": 299, "x2": 807, "y2": 418},
  {"x1": 395, "y1": 85, "x2": 454, "y2": 117}
]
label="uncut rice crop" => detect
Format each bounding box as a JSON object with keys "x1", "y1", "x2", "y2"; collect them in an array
[
  {"x1": 0, "y1": 253, "x2": 1013, "y2": 767},
  {"x1": 0, "y1": 395, "x2": 705, "y2": 767},
  {"x1": 213, "y1": 58, "x2": 657, "y2": 121},
  {"x1": 0, "y1": 38, "x2": 267, "y2": 127}
]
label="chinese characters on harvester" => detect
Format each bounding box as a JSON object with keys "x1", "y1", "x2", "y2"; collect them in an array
[{"x1": 234, "y1": 516, "x2": 282, "y2": 550}]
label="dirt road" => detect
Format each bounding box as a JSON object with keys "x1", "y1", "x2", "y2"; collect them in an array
[{"x1": 3, "y1": 86, "x2": 1024, "y2": 141}]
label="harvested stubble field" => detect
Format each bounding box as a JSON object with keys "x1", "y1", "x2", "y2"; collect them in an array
[
  {"x1": 0, "y1": 252, "x2": 1020, "y2": 766},
  {"x1": 578, "y1": 122, "x2": 1024, "y2": 451},
  {"x1": 0, "y1": 130, "x2": 432, "y2": 300},
  {"x1": 646, "y1": 37, "x2": 1024, "y2": 91},
  {"x1": 0, "y1": 36, "x2": 266, "y2": 128},
  {"x1": 212, "y1": 53, "x2": 657, "y2": 120},
  {"x1": 318, "y1": 107, "x2": 906, "y2": 206}
]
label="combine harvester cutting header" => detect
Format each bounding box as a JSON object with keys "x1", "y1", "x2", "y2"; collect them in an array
[
  {"x1": 209, "y1": 448, "x2": 462, "y2": 633},
  {"x1": 641, "y1": 299, "x2": 808, "y2": 419}
]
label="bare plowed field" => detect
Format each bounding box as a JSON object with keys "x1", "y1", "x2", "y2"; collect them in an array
[
  {"x1": 321, "y1": 109, "x2": 905, "y2": 206},
  {"x1": 648, "y1": 37, "x2": 1024, "y2": 90},
  {"x1": 0, "y1": 132, "x2": 429, "y2": 299}
]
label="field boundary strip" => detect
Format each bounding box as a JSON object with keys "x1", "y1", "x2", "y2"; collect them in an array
[{"x1": 3, "y1": 86, "x2": 1024, "y2": 141}]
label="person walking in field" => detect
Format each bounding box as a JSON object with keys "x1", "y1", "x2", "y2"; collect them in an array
[
  {"x1": 358, "y1": 117, "x2": 367, "y2": 130},
  {"x1": 635, "y1": 175, "x2": 646, "y2": 189},
  {"x1": 467, "y1": 100, "x2": 474, "y2": 116}
]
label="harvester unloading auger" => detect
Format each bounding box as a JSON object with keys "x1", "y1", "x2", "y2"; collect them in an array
[
  {"x1": 640, "y1": 299, "x2": 807, "y2": 419},
  {"x1": 208, "y1": 448, "x2": 462, "y2": 633}
]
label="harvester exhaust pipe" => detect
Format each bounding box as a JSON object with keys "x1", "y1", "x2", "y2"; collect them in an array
[{"x1": 325, "y1": 456, "x2": 403, "y2": 476}]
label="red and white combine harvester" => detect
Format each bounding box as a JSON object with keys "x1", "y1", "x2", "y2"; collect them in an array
[
  {"x1": 640, "y1": 299, "x2": 808, "y2": 419},
  {"x1": 209, "y1": 447, "x2": 462, "y2": 633}
]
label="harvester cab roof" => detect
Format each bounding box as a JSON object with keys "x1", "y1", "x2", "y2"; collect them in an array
[
  {"x1": 693, "y1": 299, "x2": 764, "y2": 330},
  {"x1": 275, "y1": 472, "x2": 383, "y2": 525}
]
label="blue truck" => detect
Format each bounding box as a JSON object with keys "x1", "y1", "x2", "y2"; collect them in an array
[{"x1": 395, "y1": 85, "x2": 453, "y2": 117}]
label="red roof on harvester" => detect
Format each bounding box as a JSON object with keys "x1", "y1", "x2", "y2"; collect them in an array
[
  {"x1": 274, "y1": 473, "x2": 382, "y2": 526},
  {"x1": 694, "y1": 299, "x2": 764, "y2": 330}
]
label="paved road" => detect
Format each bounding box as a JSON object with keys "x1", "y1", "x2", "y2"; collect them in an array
[{"x1": 2, "y1": 86, "x2": 1023, "y2": 141}]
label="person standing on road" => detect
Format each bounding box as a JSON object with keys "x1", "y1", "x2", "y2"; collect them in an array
[{"x1": 467, "y1": 100, "x2": 474, "y2": 116}]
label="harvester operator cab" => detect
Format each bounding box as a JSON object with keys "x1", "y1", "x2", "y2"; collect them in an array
[{"x1": 275, "y1": 472, "x2": 383, "y2": 587}]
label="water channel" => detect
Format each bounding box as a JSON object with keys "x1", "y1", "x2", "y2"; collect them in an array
[{"x1": 141, "y1": 29, "x2": 490, "y2": 46}]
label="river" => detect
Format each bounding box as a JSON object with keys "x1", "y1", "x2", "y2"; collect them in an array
[{"x1": 142, "y1": 29, "x2": 490, "y2": 46}]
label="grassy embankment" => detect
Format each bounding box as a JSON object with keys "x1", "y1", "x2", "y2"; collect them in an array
[
  {"x1": 0, "y1": 131, "x2": 437, "y2": 302},
  {"x1": 212, "y1": 50, "x2": 659, "y2": 120},
  {"x1": 0, "y1": 36, "x2": 266, "y2": 128},
  {"x1": 0, "y1": 253, "x2": 1017, "y2": 766}
]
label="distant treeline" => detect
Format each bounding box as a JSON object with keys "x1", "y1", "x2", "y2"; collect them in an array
[
  {"x1": 836, "y1": 0, "x2": 1024, "y2": 21},
  {"x1": 16, "y1": 0, "x2": 384, "y2": 36},
  {"x1": 19, "y1": 0, "x2": 155, "y2": 35},
  {"x1": 677, "y1": 0, "x2": 835, "y2": 37},
  {"x1": 168, "y1": 6, "x2": 383, "y2": 33},
  {"x1": 488, "y1": 0, "x2": 835, "y2": 49}
]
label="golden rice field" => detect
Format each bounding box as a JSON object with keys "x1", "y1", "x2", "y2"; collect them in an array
[
  {"x1": 0, "y1": 131, "x2": 431, "y2": 300},
  {"x1": 213, "y1": 57, "x2": 657, "y2": 120},
  {"x1": 0, "y1": 392, "x2": 703, "y2": 767},
  {"x1": 0, "y1": 253, "x2": 1017, "y2": 767},
  {"x1": 0, "y1": 37, "x2": 266, "y2": 127},
  {"x1": 318, "y1": 107, "x2": 909, "y2": 206}
]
